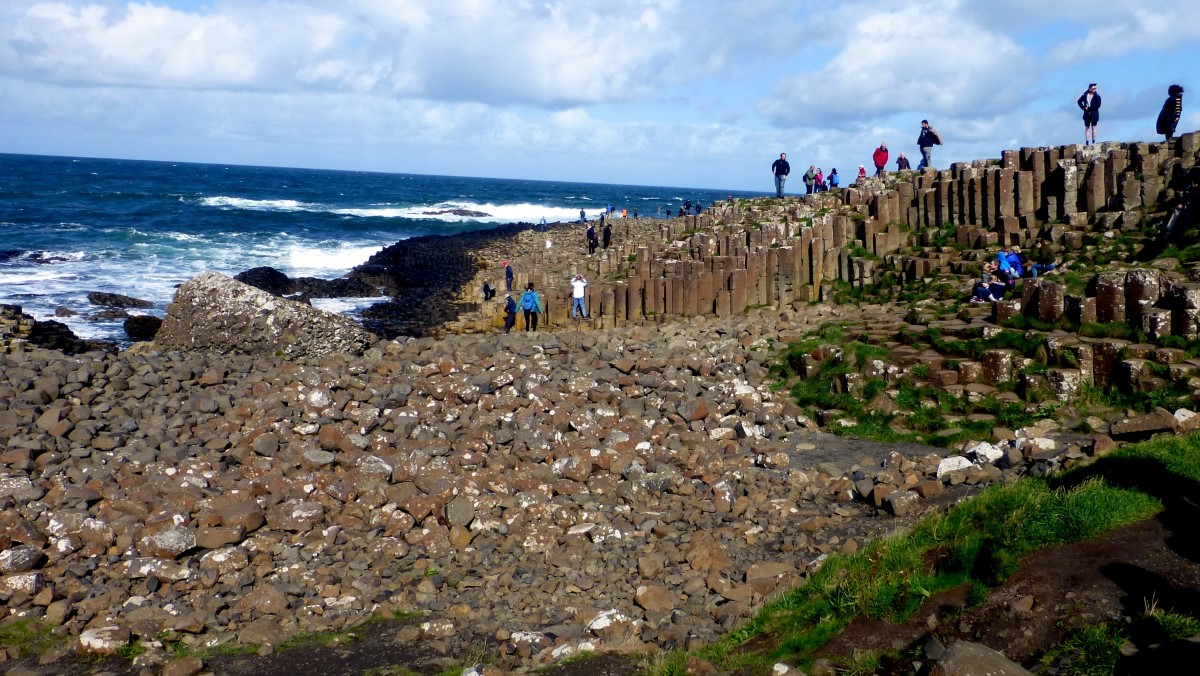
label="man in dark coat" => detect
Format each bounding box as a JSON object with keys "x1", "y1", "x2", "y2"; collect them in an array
[
  {"x1": 1158, "y1": 84, "x2": 1185, "y2": 141},
  {"x1": 1077, "y1": 83, "x2": 1101, "y2": 145},
  {"x1": 771, "y1": 152, "x2": 790, "y2": 198}
]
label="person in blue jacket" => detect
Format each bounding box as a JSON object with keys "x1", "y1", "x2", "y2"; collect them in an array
[{"x1": 520, "y1": 282, "x2": 543, "y2": 331}]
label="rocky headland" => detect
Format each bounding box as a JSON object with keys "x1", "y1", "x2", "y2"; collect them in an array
[{"x1": 2, "y1": 131, "x2": 1200, "y2": 675}]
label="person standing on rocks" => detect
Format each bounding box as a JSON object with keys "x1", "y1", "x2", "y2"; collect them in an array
[
  {"x1": 586, "y1": 222, "x2": 598, "y2": 255},
  {"x1": 896, "y1": 153, "x2": 911, "y2": 171},
  {"x1": 1157, "y1": 84, "x2": 1185, "y2": 141},
  {"x1": 771, "y1": 152, "x2": 790, "y2": 198},
  {"x1": 829, "y1": 168, "x2": 840, "y2": 188},
  {"x1": 503, "y1": 293, "x2": 517, "y2": 332},
  {"x1": 570, "y1": 274, "x2": 588, "y2": 319},
  {"x1": 520, "y1": 282, "x2": 543, "y2": 331},
  {"x1": 504, "y1": 260, "x2": 514, "y2": 292},
  {"x1": 803, "y1": 165, "x2": 816, "y2": 194},
  {"x1": 602, "y1": 221, "x2": 611, "y2": 249},
  {"x1": 873, "y1": 142, "x2": 889, "y2": 177},
  {"x1": 917, "y1": 119, "x2": 941, "y2": 170},
  {"x1": 1077, "y1": 83, "x2": 1101, "y2": 146}
]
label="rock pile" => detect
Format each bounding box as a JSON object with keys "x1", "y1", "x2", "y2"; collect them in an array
[
  {"x1": 0, "y1": 290, "x2": 1135, "y2": 671},
  {"x1": 153, "y1": 271, "x2": 377, "y2": 359}
]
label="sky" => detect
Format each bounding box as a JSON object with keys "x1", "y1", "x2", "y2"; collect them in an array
[{"x1": 1, "y1": 0, "x2": 1198, "y2": 193}]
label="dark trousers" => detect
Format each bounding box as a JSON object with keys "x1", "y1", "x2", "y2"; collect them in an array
[
  {"x1": 523, "y1": 310, "x2": 538, "y2": 331},
  {"x1": 503, "y1": 312, "x2": 516, "y2": 332}
]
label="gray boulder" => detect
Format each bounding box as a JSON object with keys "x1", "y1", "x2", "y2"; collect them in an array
[{"x1": 155, "y1": 271, "x2": 377, "y2": 358}]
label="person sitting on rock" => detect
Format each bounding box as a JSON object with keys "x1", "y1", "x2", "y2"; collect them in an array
[
  {"x1": 482, "y1": 279, "x2": 495, "y2": 300},
  {"x1": 1026, "y1": 240, "x2": 1061, "y2": 278},
  {"x1": 970, "y1": 273, "x2": 1008, "y2": 303}
]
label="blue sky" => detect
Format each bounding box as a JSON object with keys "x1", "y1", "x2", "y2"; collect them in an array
[{"x1": 1, "y1": 0, "x2": 1196, "y2": 192}]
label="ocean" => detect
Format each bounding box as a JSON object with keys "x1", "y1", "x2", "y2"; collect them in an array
[{"x1": 0, "y1": 153, "x2": 758, "y2": 344}]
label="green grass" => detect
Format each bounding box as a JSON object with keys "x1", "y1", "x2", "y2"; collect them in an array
[
  {"x1": 653, "y1": 434, "x2": 1200, "y2": 675},
  {"x1": 0, "y1": 619, "x2": 60, "y2": 659},
  {"x1": 1039, "y1": 608, "x2": 1200, "y2": 675}
]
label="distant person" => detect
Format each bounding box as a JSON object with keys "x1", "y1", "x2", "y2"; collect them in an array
[
  {"x1": 873, "y1": 142, "x2": 889, "y2": 177},
  {"x1": 599, "y1": 212, "x2": 605, "y2": 229},
  {"x1": 540, "y1": 217, "x2": 547, "y2": 231},
  {"x1": 502, "y1": 294, "x2": 517, "y2": 332},
  {"x1": 633, "y1": 207, "x2": 638, "y2": 219},
  {"x1": 1077, "y1": 83, "x2": 1101, "y2": 146},
  {"x1": 503, "y1": 260, "x2": 514, "y2": 292},
  {"x1": 570, "y1": 274, "x2": 588, "y2": 319},
  {"x1": 814, "y1": 168, "x2": 825, "y2": 192},
  {"x1": 896, "y1": 153, "x2": 911, "y2": 171},
  {"x1": 727, "y1": 195, "x2": 733, "y2": 204},
  {"x1": 1157, "y1": 84, "x2": 1185, "y2": 141},
  {"x1": 828, "y1": 168, "x2": 839, "y2": 188},
  {"x1": 678, "y1": 206, "x2": 686, "y2": 217},
  {"x1": 771, "y1": 152, "x2": 791, "y2": 197},
  {"x1": 586, "y1": 222, "x2": 598, "y2": 255},
  {"x1": 482, "y1": 279, "x2": 495, "y2": 301},
  {"x1": 621, "y1": 208, "x2": 628, "y2": 218},
  {"x1": 579, "y1": 208, "x2": 586, "y2": 223},
  {"x1": 1027, "y1": 239, "x2": 1061, "y2": 278},
  {"x1": 602, "y1": 221, "x2": 611, "y2": 248},
  {"x1": 917, "y1": 119, "x2": 941, "y2": 170},
  {"x1": 803, "y1": 165, "x2": 816, "y2": 194},
  {"x1": 857, "y1": 165, "x2": 867, "y2": 180},
  {"x1": 520, "y1": 282, "x2": 542, "y2": 331}
]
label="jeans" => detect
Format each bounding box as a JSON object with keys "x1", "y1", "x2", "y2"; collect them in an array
[
  {"x1": 572, "y1": 297, "x2": 586, "y2": 318},
  {"x1": 774, "y1": 174, "x2": 786, "y2": 197},
  {"x1": 920, "y1": 146, "x2": 933, "y2": 170},
  {"x1": 523, "y1": 309, "x2": 538, "y2": 331},
  {"x1": 1029, "y1": 263, "x2": 1057, "y2": 278}
]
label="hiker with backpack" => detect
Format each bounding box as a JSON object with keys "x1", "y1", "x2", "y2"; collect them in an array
[{"x1": 520, "y1": 282, "x2": 543, "y2": 331}]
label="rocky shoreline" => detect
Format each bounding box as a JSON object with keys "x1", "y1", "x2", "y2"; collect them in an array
[
  {"x1": 1, "y1": 285, "x2": 1118, "y2": 674},
  {"x1": 4, "y1": 131, "x2": 1200, "y2": 674}
]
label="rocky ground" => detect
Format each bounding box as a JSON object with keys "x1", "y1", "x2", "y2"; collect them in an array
[{"x1": 2, "y1": 286, "x2": 1159, "y2": 676}]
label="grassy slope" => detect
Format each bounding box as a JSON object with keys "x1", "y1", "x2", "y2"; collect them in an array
[{"x1": 653, "y1": 434, "x2": 1200, "y2": 675}]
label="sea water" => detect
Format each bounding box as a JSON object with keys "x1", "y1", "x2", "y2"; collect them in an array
[{"x1": 0, "y1": 153, "x2": 757, "y2": 343}]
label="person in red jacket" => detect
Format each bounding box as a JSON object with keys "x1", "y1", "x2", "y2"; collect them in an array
[{"x1": 872, "y1": 142, "x2": 889, "y2": 177}]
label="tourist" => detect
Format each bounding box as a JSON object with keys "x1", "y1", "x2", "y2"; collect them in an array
[
  {"x1": 539, "y1": 217, "x2": 547, "y2": 231},
  {"x1": 520, "y1": 282, "x2": 543, "y2": 331},
  {"x1": 586, "y1": 222, "x2": 598, "y2": 255},
  {"x1": 602, "y1": 221, "x2": 611, "y2": 249},
  {"x1": 829, "y1": 168, "x2": 840, "y2": 188},
  {"x1": 917, "y1": 119, "x2": 941, "y2": 170},
  {"x1": 896, "y1": 153, "x2": 911, "y2": 171},
  {"x1": 503, "y1": 260, "x2": 514, "y2": 292},
  {"x1": 570, "y1": 274, "x2": 588, "y2": 319},
  {"x1": 970, "y1": 273, "x2": 1008, "y2": 304},
  {"x1": 1027, "y1": 240, "x2": 1061, "y2": 278},
  {"x1": 1077, "y1": 83, "x2": 1101, "y2": 146},
  {"x1": 503, "y1": 294, "x2": 517, "y2": 332},
  {"x1": 812, "y1": 168, "x2": 822, "y2": 192},
  {"x1": 873, "y1": 142, "x2": 889, "y2": 177},
  {"x1": 579, "y1": 208, "x2": 586, "y2": 223},
  {"x1": 633, "y1": 207, "x2": 638, "y2": 219},
  {"x1": 771, "y1": 152, "x2": 790, "y2": 197},
  {"x1": 803, "y1": 165, "x2": 816, "y2": 194},
  {"x1": 482, "y1": 279, "x2": 494, "y2": 301},
  {"x1": 857, "y1": 165, "x2": 867, "y2": 180},
  {"x1": 1157, "y1": 84, "x2": 1185, "y2": 142}
]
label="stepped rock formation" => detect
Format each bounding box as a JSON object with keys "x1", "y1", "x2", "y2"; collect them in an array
[{"x1": 154, "y1": 271, "x2": 377, "y2": 358}]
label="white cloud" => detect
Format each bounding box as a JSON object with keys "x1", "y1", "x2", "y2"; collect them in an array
[{"x1": 760, "y1": 0, "x2": 1034, "y2": 127}]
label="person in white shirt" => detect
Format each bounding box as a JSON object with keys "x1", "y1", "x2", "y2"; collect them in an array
[{"x1": 570, "y1": 274, "x2": 588, "y2": 318}]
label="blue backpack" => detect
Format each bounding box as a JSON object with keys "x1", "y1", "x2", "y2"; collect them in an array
[{"x1": 521, "y1": 291, "x2": 536, "y2": 311}]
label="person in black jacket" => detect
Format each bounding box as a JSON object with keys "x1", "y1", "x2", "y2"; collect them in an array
[
  {"x1": 1077, "y1": 83, "x2": 1101, "y2": 145},
  {"x1": 1157, "y1": 84, "x2": 1184, "y2": 141},
  {"x1": 771, "y1": 152, "x2": 790, "y2": 198}
]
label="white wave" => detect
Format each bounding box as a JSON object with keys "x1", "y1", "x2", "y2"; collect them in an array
[
  {"x1": 310, "y1": 297, "x2": 385, "y2": 315},
  {"x1": 285, "y1": 243, "x2": 384, "y2": 275},
  {"x1": 335, "y1": 201, "x2": 605, "y2": 224},
  {"x1": 0, "y1": 269, "x2": 73, "y2": 285},
  {"x1": 165, "y1": 232, "x2": 205, "y2": 242},
  {"x1": 199, "y1": 196, "x2": 314, "y2": 211}
]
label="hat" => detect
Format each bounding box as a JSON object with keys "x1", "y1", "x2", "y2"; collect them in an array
[{"x1": 502, "y1": 260, "x2": 508, "y2": 267}]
